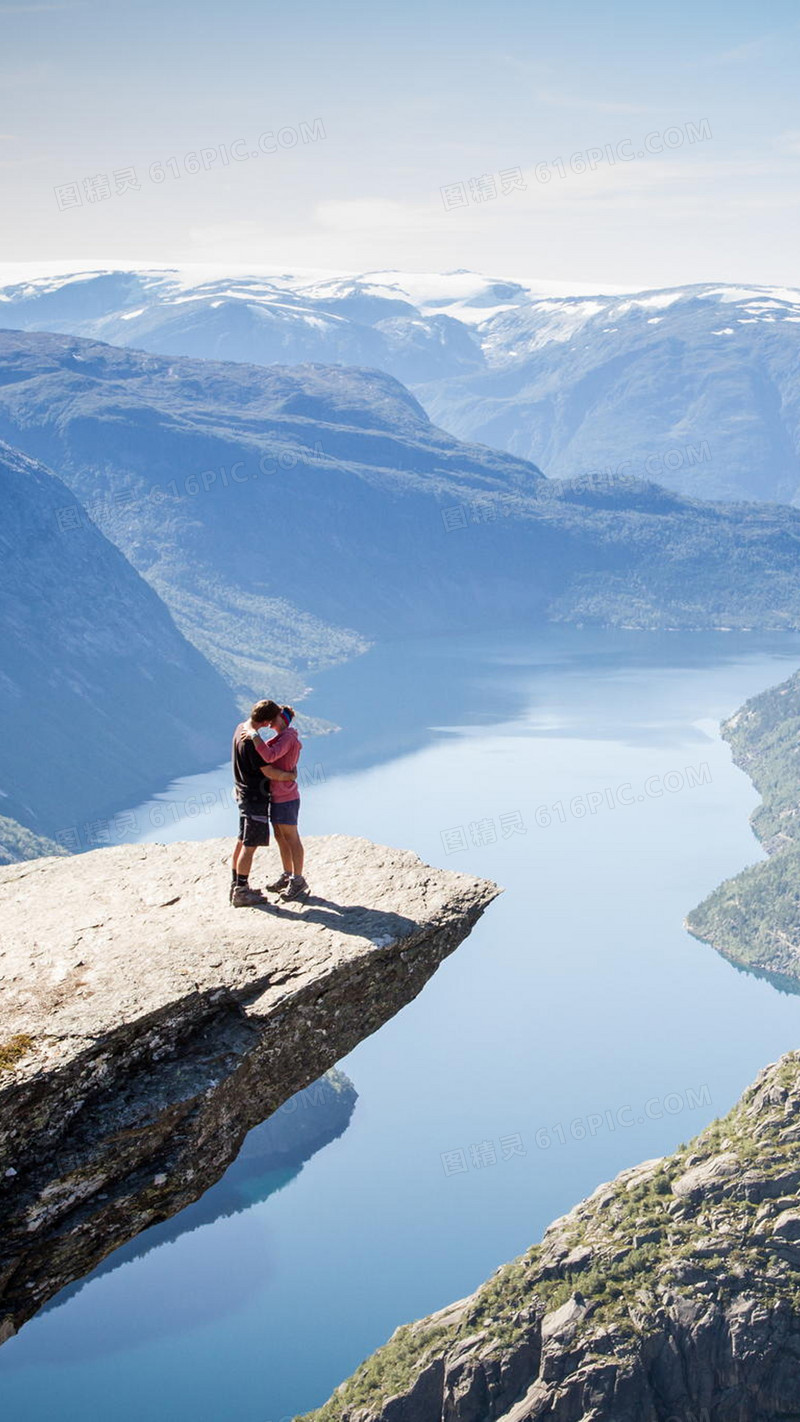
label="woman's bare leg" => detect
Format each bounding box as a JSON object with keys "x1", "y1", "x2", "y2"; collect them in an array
[
  {"x1": 273, "y1": 824, "x2": 294, "y2": 874},
  {"x1": 281, "y1": 825, "x2": 304, "y2": 876}
]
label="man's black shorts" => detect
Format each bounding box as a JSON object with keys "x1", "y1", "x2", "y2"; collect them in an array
[{"x1": 238, "y1": 812, "x2": 270, "y2": 847}]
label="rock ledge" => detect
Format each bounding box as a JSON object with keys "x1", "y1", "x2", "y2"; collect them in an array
[{"x1": 0, "y1": 835, "x2": 497, "y2": 1340}]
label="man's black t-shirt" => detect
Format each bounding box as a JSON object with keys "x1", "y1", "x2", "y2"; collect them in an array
[{"x1": 232, "y1": 723, "x2": 271, "y2": 815}]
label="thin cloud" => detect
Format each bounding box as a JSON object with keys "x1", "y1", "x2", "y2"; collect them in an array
[
  {"x1": 497, "y1": 62, "x2": 649, "y2": 115},
  {"x1": 775, "y1": 131, "x2": 800, "y2": 156},
  {"x1": 706, "y1": 24, "x2": 798, "y2": 66},
  {"x1": 498, "y1": 54, "x2": 549, "y2": 80},
  {"x1": 535, "y1": 87, "x2": 649, "y2": 116},
  {"x1": 0, "y1": 61, "x2": 56, "y2": 85},
  {"x1": 0, "y1": 2, "x2": 83, "y2": 10}
]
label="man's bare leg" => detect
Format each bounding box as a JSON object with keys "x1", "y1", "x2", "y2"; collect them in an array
[
  {"x1": 232, "y1": 839, "x2": 244, "y2": 877},
  {"x1": 234, "y1": 844, "x2": 257, "y2": 878},
  {"x1": 231, "y1": 841, "x2": 263, "y2": 904}
]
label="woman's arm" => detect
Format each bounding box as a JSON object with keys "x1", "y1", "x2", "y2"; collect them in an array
[
  {"x1": 249, "y1": 730, "x2": 295, "y2": 781},
  {"x1": 250, "y1": 730, "x2": 291, "y2": 763}
]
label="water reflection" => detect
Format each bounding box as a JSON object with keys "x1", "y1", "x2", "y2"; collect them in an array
[
  {"x1": 5, "y1": 1070, "x2": 357, "y2": 1364},
  {"x1": 4, "y1": 630, "x2": 800, "y2": 1422}
]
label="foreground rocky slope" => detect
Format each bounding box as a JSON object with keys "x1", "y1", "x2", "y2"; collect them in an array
[
  {"x1": 687, "y1": 666, "x2": 800, "y2": 987},
  {"x1": 0, "y1": 836, "x2": 497, "y2": 1342},
  {"x1": 307, "y1": 1053, "x2": 800, "y2": 1422}
]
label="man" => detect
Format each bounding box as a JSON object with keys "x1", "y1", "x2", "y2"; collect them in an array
[{"x1": 230, "y1": 700, "x2": 295, "y2": 906}]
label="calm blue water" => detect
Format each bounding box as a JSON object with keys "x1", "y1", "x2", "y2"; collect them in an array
[{"x1": 4, "y1": 628, "x2": 800, "y2": 1422}]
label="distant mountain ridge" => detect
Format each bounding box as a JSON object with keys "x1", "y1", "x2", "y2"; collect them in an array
[
  {"x1": 0, "y1": 329, "x2": 543, "y2": 698},
  {"x1": 1, "y1": 265, "x2": 799, "y2": 503},
  {"x1": 1, "y1": 332, "x2": 800, "y2": 691}
]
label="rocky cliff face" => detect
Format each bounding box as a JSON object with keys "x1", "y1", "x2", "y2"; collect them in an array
[
  {"x1": 0, "y1": 835, "x2": 497, "y2": 1343},
  {"x1": 307, "y1": 1054, "x2": 800, "y2": 1422}
]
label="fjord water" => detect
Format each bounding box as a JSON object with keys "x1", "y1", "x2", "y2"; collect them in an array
[{"x1": 4, "y1": 628, "x2": 800, "y2": 1422}]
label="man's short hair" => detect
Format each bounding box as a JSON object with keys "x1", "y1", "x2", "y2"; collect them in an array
[{"x1": 250, "y1": 699, "x2": 280, "y2": 724}]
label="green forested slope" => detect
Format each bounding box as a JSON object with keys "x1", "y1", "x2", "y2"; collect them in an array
[{"x1": 687, "y1": 668, "x2": 800, "y2": 985}]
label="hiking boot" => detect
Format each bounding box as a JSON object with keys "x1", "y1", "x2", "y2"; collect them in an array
[
  {"x1": 281, "y1": 876, "x2": 309, "y2": 902},
  {"x1": 231, "y1": 884, "x2": 266, "y2": 907},
  {"x1": 265, "y1": 871, "x2": 292, "y2": 893}
]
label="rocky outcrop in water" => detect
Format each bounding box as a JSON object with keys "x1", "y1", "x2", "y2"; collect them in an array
[
  {"x1": 307, "y1": 1053, "x2": 800, "y2": 1422},
  {"x1": 0, "y1": 835, "x2": 497, "y2": 1343}
]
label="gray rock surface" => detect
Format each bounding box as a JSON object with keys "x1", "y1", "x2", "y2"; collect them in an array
[
  {"x1": 0, "y1": 835, "x2": 497, "y2": 1342},
  {"x1": 306, "y1": 1054, "x2": 800, "y2": 1422}
]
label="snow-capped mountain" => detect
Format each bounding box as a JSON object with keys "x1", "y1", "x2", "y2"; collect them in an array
[
  {"x1": 1, "y1": 265, "x2": 799, "y2": 503},
  {"x1": 0, "y1": 266, "x2": 501, "y2": 383}
]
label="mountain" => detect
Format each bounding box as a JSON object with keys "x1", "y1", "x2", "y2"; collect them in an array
[
  {"x1": 2, "y1": 332, "x2": 800, "y2": 691},
  {"x1": 305, "y1": 1052, "x2": 800, "y2": 1422},
  {"x1": 0, "y1": 267, "x2": 489, "y2": 385},
  {"x1": 421, "y1": 283, "x2": 800, "y2": 506},
  {"x1": 0, "y1": 439, "x2": 237, "y2": 841},
  {"x1": 2, "y1": 267, "x2": 799, "y2": 503},
  {"x1": 0, "y1": 328, "x2": 543, "y2": 696}
]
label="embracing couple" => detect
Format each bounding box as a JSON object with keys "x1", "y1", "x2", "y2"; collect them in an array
[{"x1": 230, "y1": 699, "x2": 307, "y2": 907}]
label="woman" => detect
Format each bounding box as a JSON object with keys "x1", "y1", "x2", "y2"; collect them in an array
[{"x1": 247, "y1": 703, "x2": 307, "y2": 900}]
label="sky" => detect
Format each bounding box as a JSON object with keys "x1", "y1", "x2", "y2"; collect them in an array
[{"x1": 1, "y1": 0, "x2": 799, "y2": 288}]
